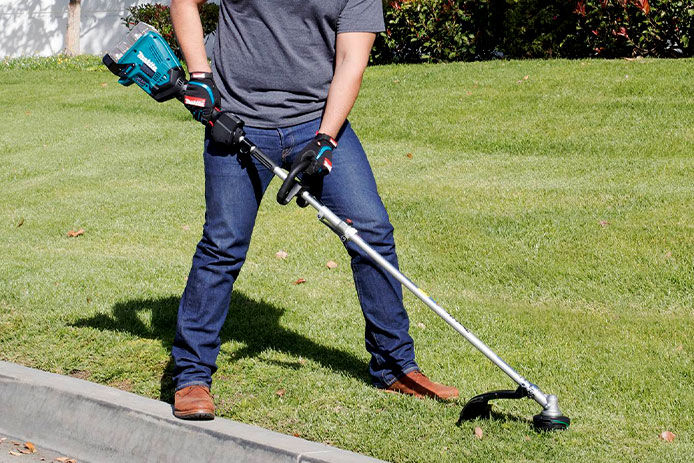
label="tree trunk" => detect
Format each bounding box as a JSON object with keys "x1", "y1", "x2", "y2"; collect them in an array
[{"x1": 65, "y1": 0, "x2": 81, "y2": 56}]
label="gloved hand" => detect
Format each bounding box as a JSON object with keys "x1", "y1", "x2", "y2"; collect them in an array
[
  {"x1": 183, "y1": 72, "x2": 220, "y2": 125},
  {"x1": 294, "y1": 133, "x2": 338, "y2": 177}
]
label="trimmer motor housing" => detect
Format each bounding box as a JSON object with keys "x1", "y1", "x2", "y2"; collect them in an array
[{"x1": 103, "y1": 22, "x2": 186, "y2": 102}]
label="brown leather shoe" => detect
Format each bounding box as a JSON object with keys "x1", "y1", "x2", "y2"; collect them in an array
[
  {"x1": 174, "y1": 385, "x2": 215, "y2": 420},
  {"x1": 385, "y1": 371, "x2": 459, "y2": 400}
]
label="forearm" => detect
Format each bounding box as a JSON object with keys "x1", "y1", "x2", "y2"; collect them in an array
[
  {"x1": 170, "y1": 0, "x2": 210, "y2": 73},
  {"x1": 319, "y1": 63, "x2": 364, "y2": 138},
  {"x1": 318, "y1": 33, "x2": 374, "y2": 138}
]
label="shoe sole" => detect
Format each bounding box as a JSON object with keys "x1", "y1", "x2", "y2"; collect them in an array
[
  {"x1": 174, "y1": 410, "x2": 215, "y2": 420},
  {"x1": 383, "y1": 388, "x2": 459, "y2": 401}
]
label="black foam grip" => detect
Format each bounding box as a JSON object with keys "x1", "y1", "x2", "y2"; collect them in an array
[{"x1": 277, "y1": 159, "x2": 311, "y2": 206}]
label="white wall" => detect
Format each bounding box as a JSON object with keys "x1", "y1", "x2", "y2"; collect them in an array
[{"x1": 0, "y1": 1, "x2": 177, "y2": 58}]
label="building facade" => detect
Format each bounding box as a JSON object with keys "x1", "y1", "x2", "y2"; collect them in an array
[{"x1": 0, "y1": 1, "x2": 217, "y2": 58}]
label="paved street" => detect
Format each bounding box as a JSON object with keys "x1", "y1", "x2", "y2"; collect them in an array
[{"x1": 0, "y1": 435, "x2": 78, "y2": 463}]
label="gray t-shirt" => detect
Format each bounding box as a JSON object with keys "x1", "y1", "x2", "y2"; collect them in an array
[{"x1": 211, "y1": 0, "x2": 384, "y2": 128}]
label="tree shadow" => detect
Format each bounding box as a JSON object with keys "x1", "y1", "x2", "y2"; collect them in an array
[{"x1": 72, "y1": 292, "x2": 371, "y2": 402}]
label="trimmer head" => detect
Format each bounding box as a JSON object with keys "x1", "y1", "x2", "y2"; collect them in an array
[
  {"x1": 533, "y1": 412, "x2": 571, "y2": 431},
  {"x1": 458, "y1": 386, "x2": 570, "y2": 432}
]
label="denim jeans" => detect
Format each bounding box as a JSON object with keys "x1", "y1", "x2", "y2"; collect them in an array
[{"x1": 171, "y1": 118, "x2": 418, "y2": 390}]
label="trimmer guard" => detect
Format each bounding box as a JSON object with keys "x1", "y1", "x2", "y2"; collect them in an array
[{"x1": 458, "y1": 386, "x2": 527, "y2": 424}]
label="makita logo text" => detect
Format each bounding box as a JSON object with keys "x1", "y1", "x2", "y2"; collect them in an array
[{"x1": 137, "y1": 51, "x2": 158, "y2": 73}]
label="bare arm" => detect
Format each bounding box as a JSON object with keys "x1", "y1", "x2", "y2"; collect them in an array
[
  {"x1": 170, "y1": 0, "x2": 211, "y2": 73},
  {"x1": 318, "y1": 32, "x2": 375, "y2": 138}
]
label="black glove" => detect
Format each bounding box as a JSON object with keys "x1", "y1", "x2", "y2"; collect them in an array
[
  {"x1": 294, "y1": 133, "x2": 338, "y2": 177},
  {"x1": 183, "y1": 72, "x2": 220, "y2": 125}
]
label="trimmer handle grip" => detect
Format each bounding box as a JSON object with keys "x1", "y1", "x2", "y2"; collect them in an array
[
  {"x1": 151, "y1": 67, "x2": 188, "y2": 102},
  {"x1": 277, "y1": 158, "x2": 311, "y2": 206}
]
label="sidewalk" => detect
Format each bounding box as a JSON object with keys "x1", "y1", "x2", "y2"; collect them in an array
[{"x1": 0, "y1": 361, "x2": 387, "y2": 463}]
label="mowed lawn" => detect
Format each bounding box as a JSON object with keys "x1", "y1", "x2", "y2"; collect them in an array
[{"x1": 1, "y1": 56, "x2": 692, "y2": 462}]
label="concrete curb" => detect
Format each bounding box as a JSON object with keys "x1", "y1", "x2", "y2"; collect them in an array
[{"x1": 0, "y1": 361, "x2": 387, "y2": 463}]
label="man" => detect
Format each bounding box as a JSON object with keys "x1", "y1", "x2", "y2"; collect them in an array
[{"x1": 170, "y1": 0, "x2": 458, "y2": 420}]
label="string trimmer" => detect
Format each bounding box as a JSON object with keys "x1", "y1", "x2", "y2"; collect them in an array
[{"x1": 103, "y1": 23, "x2": 571, "y2": 431}]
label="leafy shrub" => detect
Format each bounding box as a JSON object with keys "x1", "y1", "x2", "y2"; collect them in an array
[
  {"x1": 562, "y1": 0, "x2": 693, "y2": 58},
  {"x1": 499, "y1": 1, "x2": 577, "y2": 58},
  {"x1": 375, "y1": 0, "x2": 693, "y2": 62},
  {"x1": 372, "y1": 0, "x2": 483, "y2": 63},
  {"x1": 122, "y1": 3, "x2": 219, "y2": 58}
]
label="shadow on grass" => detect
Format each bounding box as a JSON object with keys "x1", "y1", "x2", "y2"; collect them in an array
[
  {"x1": 72, "y1": 292, "x2": 370, "y2": 402},
  {"x1": 456, "y1": 408, "x2": 533, "y2": 428}
]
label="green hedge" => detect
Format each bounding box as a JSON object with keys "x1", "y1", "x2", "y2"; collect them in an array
[
  {"x1": 562, "y1": 0, "x2": 693, "y2": 58},
  {"x1": 373, "y1": 0, "x2": 693, "y2": 62},
  {"x1": 122, "y1": 1, "x2": 693, "y2": 63}
]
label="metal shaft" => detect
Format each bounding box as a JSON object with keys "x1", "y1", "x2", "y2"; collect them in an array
[{"x1": 239, "y1": 137, "x2": 552, "y2": 411}]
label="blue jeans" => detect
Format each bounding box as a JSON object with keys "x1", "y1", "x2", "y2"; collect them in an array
[{"x1": 171, "y1": 118, "x2": 418, "y2": 390}]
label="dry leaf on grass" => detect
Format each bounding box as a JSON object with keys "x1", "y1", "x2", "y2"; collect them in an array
[
  {"x1": 326, "y1": 260, "x2": 338, "y2": 269},
  {"x1": 293, "y1": 278, "x2": 306, "y2": 285},
  {"x1": 16, "y1": 218, "x2": 24, "y2": 228},
  {"x1": 275, "y1": 250, "x2": 288, "y2": 259},
  {"x1": 276, "y1": 388, "x2": 286, "y2": 397},
  {"x1": 67, "y1": 228, "x2": 84, "y2": 237},
  {"x1": 659, "y1": 430, "x2": 676, "y2": 442},
  {"x1": 293, "y1": 432, "x2": 301, "y2": 437},
  {"x1": 406, "y1": 153, "x2": 413, "y2": 159},
  {"x1": 474, "y1": 426, "x2": 484, "y2": 439}
]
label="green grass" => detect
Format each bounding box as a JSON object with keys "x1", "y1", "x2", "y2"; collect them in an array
[{"x1": 1, "y1": 56, "x2": 692, "y2": 462}]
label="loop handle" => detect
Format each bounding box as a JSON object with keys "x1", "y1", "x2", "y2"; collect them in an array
[{"x1": 276, "y1": 158, "x2": 311, "y2": 205}]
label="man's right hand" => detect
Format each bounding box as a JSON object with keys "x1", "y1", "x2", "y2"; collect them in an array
[{"x1": 183, "y1": 72, "x2": 220, "y2": 125}]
